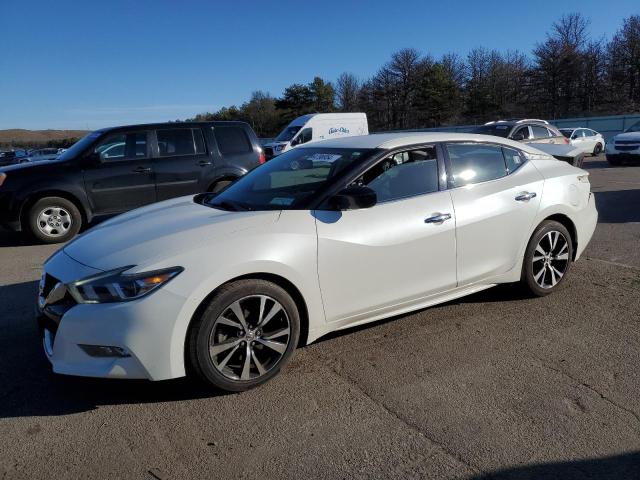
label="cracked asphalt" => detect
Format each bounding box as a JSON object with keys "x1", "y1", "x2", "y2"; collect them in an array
[{"x1": 1, "y1": 155, "x2": 639, "y2": 479}]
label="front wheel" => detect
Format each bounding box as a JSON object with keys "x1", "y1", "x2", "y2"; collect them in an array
[
  {"x1": 188, "y1": 279, "x2": 300, "y2": 392},
  {"x1": 27, "y1": 196, "x2": 82, "y2": 243},
  {"x1": 521, "y1": 221, "x2": 573, "y2": 297}
]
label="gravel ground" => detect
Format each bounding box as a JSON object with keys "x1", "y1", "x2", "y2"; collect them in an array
[{"x1": 0, "y1": 154, "x2": 639, "y2": 479}]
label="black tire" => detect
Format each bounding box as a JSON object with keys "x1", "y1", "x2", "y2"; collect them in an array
[
  {"x1": 572, "y1": 154, "x2": 585, "y2": 168},
  {"x1": 606, "y1": 155, "x2": 621, "y2": 166},
  {"x1": 188, "y1": 279, "x2": 300, "y2": 392},
  {"x1": 210, "y1": 179, "x2": 233, "y2": 193},
  {"x1": 592, "y1": 143, "x2": 602, "y2": 156},
  {"x1": 521, "y1": 220, "x2": 573, "y2": 297},
  {"x1": 27, "y1": 196, "x2": 82, "y2": 244}
]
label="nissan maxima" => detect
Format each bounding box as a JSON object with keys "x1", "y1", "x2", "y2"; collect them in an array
[{"x1": 36, "y1": 133, "x2": 598, "y2": 391}]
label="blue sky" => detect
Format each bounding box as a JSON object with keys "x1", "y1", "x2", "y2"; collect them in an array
[{"x1": 1, "y1": 0, "x2": 637, "y2": 130}]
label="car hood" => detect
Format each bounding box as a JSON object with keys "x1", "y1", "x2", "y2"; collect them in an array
[
  {"x1": 63, "y1": 195, "x2": 280, "y2": 271},
  {"x1": 0, "y1": 158, "x2": 62, "y2": 172},
  {"x1": 614, "y1": 132, "x2": 640, "y2": 141}
]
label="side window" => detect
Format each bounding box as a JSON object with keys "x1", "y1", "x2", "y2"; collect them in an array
[
  {"x1": 512, "y1": 126, "x2": 530, "y2": 141},
  {"x1": 299, "y1": 128, "x2": 312, "y2": 144},
  {"x1": 157, "y1": 129, "x2": 202, "y2": 157},
  {"x1": 94, "y1": 133, "x2": 147, "y2": 161},
  {"x1": 446, "y1": 143, "x2": 507, "y2": 187},
  {"x1": 531, "y1": 125, "x2": 550, "y2": 138},
  {"x1": 355, "y1": 146, "x2": 439, "y2": 203},
  {"x1": 214, "y1": 127, "x2": 252, "y2": 154},
  {"x1": 583, "y1": 129, "x2": 593, "y2": 137},
  {"x1": 502, "y1": 147, "x2": 524, "y2": 174}
]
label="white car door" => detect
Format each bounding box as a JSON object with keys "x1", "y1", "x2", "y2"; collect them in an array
[
  {"x1": 445, "y1": 143, "x2": 544, "y2": 286},
  {"x1": 315, "y1": 147, "x2": 457, "y2": 324}
]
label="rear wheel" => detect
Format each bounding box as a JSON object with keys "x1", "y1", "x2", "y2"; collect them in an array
[
  {"x1": 188, "y1": 279, "x2": 300, "y2": 392},
  {"x1": 209, "y1": 179, "x2": 234, "y2": 193},
  {"x1": 521, "y1": 221, "x2": 573, "y2": 297},
  {"x1": 27, "y1": 196, "x2": 82, "y2": 243},
  {"x1": 592, "y1": 143, "x2": 603, "y2": 156}
]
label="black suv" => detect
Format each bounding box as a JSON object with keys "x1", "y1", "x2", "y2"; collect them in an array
[{"x1": 0, "y1": 121, "x2": 264, "y2": 243}]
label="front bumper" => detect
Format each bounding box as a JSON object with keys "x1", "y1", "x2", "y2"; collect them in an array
[
  {"x1": 0, "y1": 191, "x2": 22, "y2": 231},
  {"x1": 37, "y1": 250, "x2": 189, "y2": 381}
]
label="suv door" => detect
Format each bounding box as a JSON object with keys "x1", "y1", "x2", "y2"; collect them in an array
[
  {"x1": 315, "y1": 145, "x2": 457, "y2": 324},
  {"x1": 153, "y1": 127, "x2": 212, "y2": 200},
  {"x1": 444, "y1": 143, "x2": 544, "y2": 285},
  {"x1": 83, "y1": 131, "x2": 156, "y2": 215}
]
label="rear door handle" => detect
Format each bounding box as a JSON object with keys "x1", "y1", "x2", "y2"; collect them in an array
[
  {"x1": 424, "y1": 213, "x2": 451, "y2": 224},
  {"x1": 515, "y1": 191, "x2": 537, "y2": 202},
  {"x1": 198, "y1": 160, "x2": 212, "y2": 166},
  {"x1": 132, "y1": 166, "x2": 151, "y2": 173}
]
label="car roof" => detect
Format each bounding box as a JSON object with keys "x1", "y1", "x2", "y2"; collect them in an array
[
  {"x1": 301, "y1": 132, "x2": 546, "y2": 153},
  {"x1": 98, "y1": 121, "x2": 250, "y2": 133}
]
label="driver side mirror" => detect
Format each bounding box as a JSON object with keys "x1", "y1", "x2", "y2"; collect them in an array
[{"x1": 329, "y1": 186, "x2": 377, "y2": 210}]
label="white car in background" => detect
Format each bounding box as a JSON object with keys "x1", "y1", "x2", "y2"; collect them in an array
[
  {"x1": 605, "y1": 120, "x2": 640, "y2": 166},
  {"x1": 559, "y1": 128, "x2": 605, "y2": 156},
  {"x1": 36, "y1": 133, "x2": 597, "y2": 392}
]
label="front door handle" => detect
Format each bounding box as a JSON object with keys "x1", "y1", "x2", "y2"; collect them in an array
[
  {"x1": 425, "y1": 213, "x2": 452, "y2": 224},
  {"x1": 198, "y1": 160, "x2": 212, "y2": 166},
  {"x1": 515, "y1": 191, "x2": 537, "y2": 202},
  {"x1": 132, "y1": 166, "x2": 151, "y2": 174}
]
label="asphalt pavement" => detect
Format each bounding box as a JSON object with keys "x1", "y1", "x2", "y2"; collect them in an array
[{"x1": 0, "y1": 154, "x2": 639, "y2": 479}]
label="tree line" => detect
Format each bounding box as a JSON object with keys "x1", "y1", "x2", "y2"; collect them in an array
[{"x1": 188, "y1": 13, "x2": 640, "y2": 137}]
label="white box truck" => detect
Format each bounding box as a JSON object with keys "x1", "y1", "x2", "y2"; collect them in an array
[{"x1": 263, "y1": 113, "x2": 368, "y2": 158}]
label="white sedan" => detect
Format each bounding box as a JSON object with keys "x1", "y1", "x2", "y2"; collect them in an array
[
  {"x1": 36, "y1": 133, "x2": 598, "y2": 391},
  {"x1": 559, "y1": 128, "x2": 606, "y2": 155}
]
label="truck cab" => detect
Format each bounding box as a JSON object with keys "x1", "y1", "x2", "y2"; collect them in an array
[{"x1": 263, "y1": 113, "x2": 368, "y2": 159}]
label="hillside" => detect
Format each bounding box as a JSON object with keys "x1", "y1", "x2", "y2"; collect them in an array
[{"x1": 0, "y1": 129, "x2": 89, "y2": 147}]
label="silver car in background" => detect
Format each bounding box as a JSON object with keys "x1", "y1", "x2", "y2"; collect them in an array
[{"x1": 559, "y1": 128, "x2": 605, "y2": 156}]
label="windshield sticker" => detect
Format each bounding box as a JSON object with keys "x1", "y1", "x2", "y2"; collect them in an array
[
  {"x1": 306, "y1": 153, "x2": 343, "y2": 162},
  {"x1": 270, "y1": 197, "x2": 295, "y2": 206}
]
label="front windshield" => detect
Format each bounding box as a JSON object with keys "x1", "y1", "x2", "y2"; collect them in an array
[
  {"x1": 57, "y1": 131, "x2": 104, "y2": 161},
  {"x1": 206, "y1": 147, "x2": 375, "y2": 211},
  {"x1": 275, "y1": 126, "x2": 302, "y2": 142},
  {"x1": 472, "y1": 125, "x2": 511, "y2": 138},
  {"x1": 626, "y1": 121, "x2": 640, "y2": 133}
]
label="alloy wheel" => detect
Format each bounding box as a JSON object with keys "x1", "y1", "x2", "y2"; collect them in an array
[
  {"x1": 36, "y1": 206, "x2": 72, "y2": 237},
  {"x1": 532, "y1": 230, "x2": 570, "y2": 289},
  {"x1": 208, "y1": 295, "x2": 291, "y2": 381}
]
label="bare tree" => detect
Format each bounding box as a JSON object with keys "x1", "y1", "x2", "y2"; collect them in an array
[{"x1": 335, "y1": 73, "x2": 361, "y2": 112}]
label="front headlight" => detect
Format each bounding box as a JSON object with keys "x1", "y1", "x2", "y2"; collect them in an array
[{"x1": 68, "y1": 266, "x2": 183, "y2": 304}]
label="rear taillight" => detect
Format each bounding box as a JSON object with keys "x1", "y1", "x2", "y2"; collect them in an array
[
  {"x1": 0, "y1": 173, "x2": 6, "y2": 187},
  {"x1": 258, "y1": 150, "x2": 266, "y2": 164},
  {"x1": 564, "y1": 138, "x2": 570, "y2": 144}
]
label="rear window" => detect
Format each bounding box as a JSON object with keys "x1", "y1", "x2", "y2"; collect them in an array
[
  {"x1": 157, "y1": 128, "x2": 205, "y2": 157},
  {"x1": 472, "y1": 125, "x2": 511, "y2": 138},
  {"x1": 214, "y1": 126, "x2": 252, "y2": 154},
  {"x1": 560, "y1": 130, "x2": 573, "y2": 138},
  {"x1": 531, "y1": 125, "x2": 551, "y2": 138}
]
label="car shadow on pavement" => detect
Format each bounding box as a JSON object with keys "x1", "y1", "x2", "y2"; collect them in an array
[
  {"x1": 0, "y1": 229, "x2": 42, "y2": 247},
  {"x1": 0, "y1": 280, "x2": 228, "y2": 419},
  {"x1": 593, "y1": 189, "x2": 640, "y2": 223},
  {"x1": 469, "y1": 451, "x2": 640, "y2": 479}
]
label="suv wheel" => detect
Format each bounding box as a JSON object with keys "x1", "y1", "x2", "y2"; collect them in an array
[
  {"x1": 521, "y1": 221, "x2": 573, "y2": 297},
  {"x1": 27, "y1": 196, "x2": 82, "y2": 243},
  {"x1": 210, "y1": 180, "x2": 233, "y2": 193},
  {"x1": 188, "y1": 279, "x2": 300, "y2": 392}
]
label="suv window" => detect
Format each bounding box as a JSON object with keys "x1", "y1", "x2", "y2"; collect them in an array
[
  {"x1": 95, "y1": 132, "x2": 148, "y2": 162},
  {"x1": 446, "y1": 143, "x2": 507, "y2": 187},
  {"x1": 355, "y1": 146, "x2": 439, "y2": 203},
  {"x1": 214, "y1": 126, "x2": 252, "y2": 154},
  {"x1": 512, "y1": 126, "x2": 530, "y2": 141},
  {"x1": 531, "y1": 125, "x2": 551, "y2": 138},
  {"x1": 157, "y1": 128, "x2": 204, "y2": 157}
]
